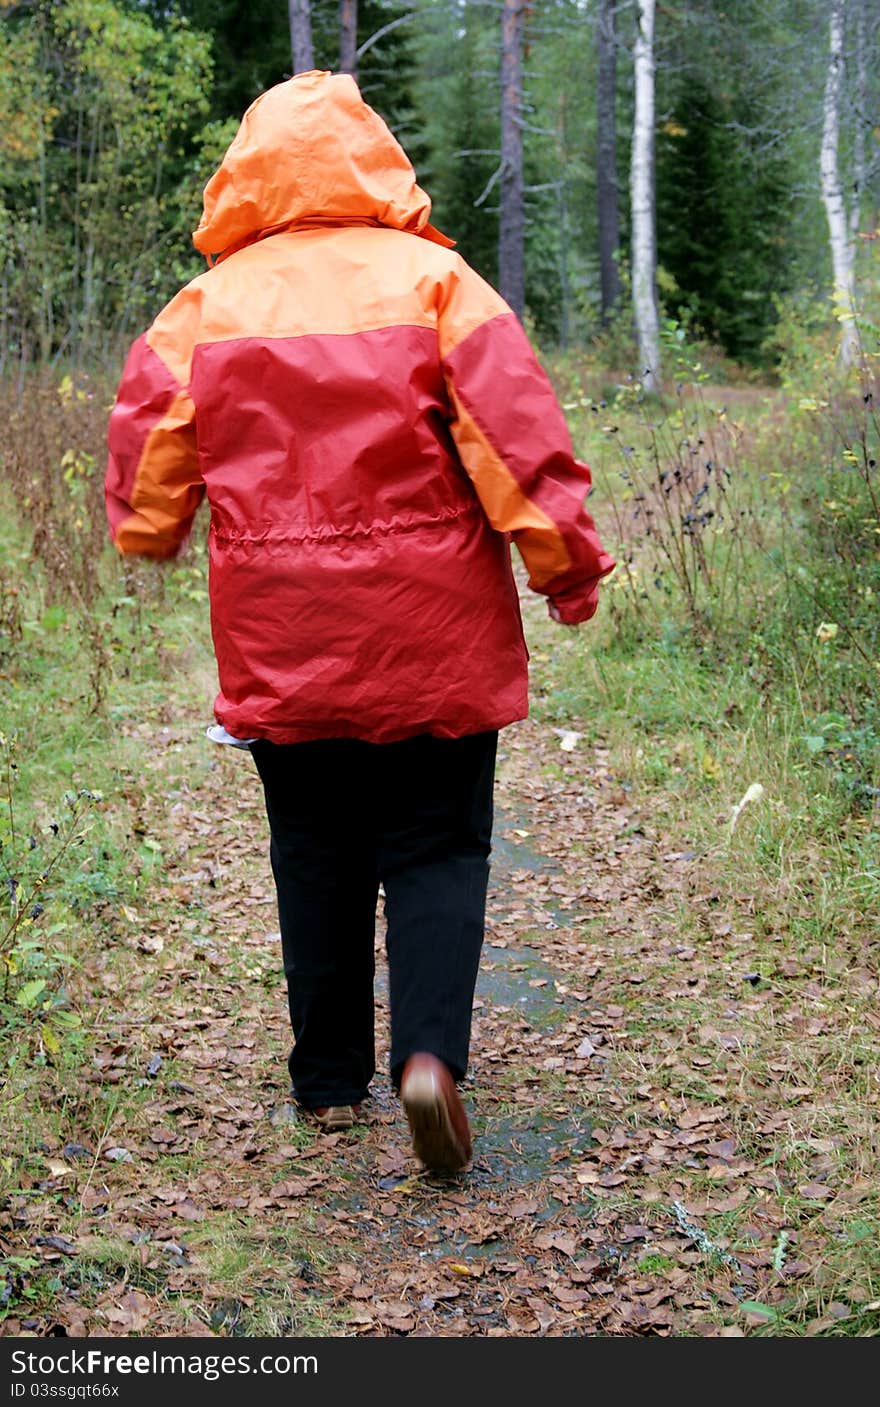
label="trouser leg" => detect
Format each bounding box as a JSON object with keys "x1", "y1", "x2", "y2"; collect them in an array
[
  {"x1": 251, "y1": 738, "x2": 378, "y2": 1108},
  {"x1": 376, "y1": 730, "x2": 497, "y2": 1089}
]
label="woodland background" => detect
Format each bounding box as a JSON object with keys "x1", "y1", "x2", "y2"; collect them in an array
[
  {"x1": 1, "y1": 0, "x2": 878, "y2": 370},
  {"x1": 0, "y1": 0, "x2": 878, "y2": 1338}
]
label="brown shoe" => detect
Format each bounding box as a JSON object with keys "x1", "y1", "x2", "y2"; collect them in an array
[
  {"x1": 400, "y1": 1054, "x2": 472, "y2": 1173},
  {"x1": 310, "y1": 1105, "x2": 360, "y2": 1130}
]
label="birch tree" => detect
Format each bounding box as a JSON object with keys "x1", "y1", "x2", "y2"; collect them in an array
[
  {"x1": 849, "y1": 0, "x2": 866, "y2": 244},
  {"x1": 821, "y1": 0, "x2": 859, "y2": 366},
  {"x1": 631, "y1": 0, "x2": 660, "y2": 391},
  {"x1": 288, "y1": 0, "x2": 314, "y2": 74},
  {"x1": 597, "y1": 0, "x2": 622, "y2": 324},
  {"x1": 499, "y1": 0, "x2": 525, "y2": 319},
  {"x1": 340, "y1": 0, "x2": 358, "y2": 77}
]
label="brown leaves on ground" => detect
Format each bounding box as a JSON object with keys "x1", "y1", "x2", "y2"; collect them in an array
[{"x1": 1, "y1": 644, "x2": 877, "y2": 1339}]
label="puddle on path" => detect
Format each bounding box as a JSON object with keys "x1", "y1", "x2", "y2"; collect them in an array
[
  {"x1": 490, "y1": 802, "x2": 560, "y2": 878},
  {"x1": 332, "y1": 1106, "x2": 593, "y2": 1265},
  {"x1": 477, "y1": 802, "x2": 576, "y2": 1028},
  {"x1": 366, "y1": 803, "x2": 575, "y2": 1030},
  {"x1": 471, "y1": 1109, "x2": 592, "y2": 1188},
  {"x1": 476, "y1": 945, "x2": 569, "y2": 1028},
  {"x1": 489, "y1": 804, "x2": 571, "y2": 933}
]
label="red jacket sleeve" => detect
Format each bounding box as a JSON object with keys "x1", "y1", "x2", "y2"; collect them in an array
[
  {"x1": 437, "y1": 257, "x2": 615, "y2": 622},
  {"x1": 105, "y1": 292, "x2": 204, "y2": 559}
]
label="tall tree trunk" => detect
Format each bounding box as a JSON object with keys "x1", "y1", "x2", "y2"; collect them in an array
[
  {"x1": 849, "y1": 0, "x2": 866, "y2": 243},
  {"x1": 499, "y1": 0, "x2": 525, "y2": 320},
  {"x1": 630, "y1": 0, "x2": 660, "y2": 391},
  {"x1": 339, "y1": 0, "x2": 358, "y2": 79},
  {"x1": 821, "y1": 0, "x2": 858, "y2": 367},
  {"x1": 288, "y1": 0, "x2": 314, "y2": 74},
  {"x1": 555, "y1": 189, "x2": 571, "y2": 349},
  {"x1": 597, "y1": 0, "x2": 622, "y2": 324},
  {"x1": 557, "y1": 94, "x2": 572, "y2": 349}
]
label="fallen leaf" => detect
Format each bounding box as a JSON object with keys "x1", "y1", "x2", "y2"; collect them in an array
[
  {"x1": 35, "y1": 1235, "x2": 78, "y2": 1256},
  {"x1": 169, "y1": 1200, "x2": 205, "y2": 1222},
  {"x1": 677, "y1": 1106, "x2": 727, "y2": 1129},
  {"x1": 799, "y1": 1183, "x2": 832, "y2": 1201},
  {"x1": 533, "y1": 1231, "x2": 579, "y2": 1256},
  {"x1": 103, "y1": 1290, "x2": 153, "y2": 1334},
  {"x1": 44, "y1": 1159, "x2": 75, "y2": 1179},
  {"x1": 271, "y1": 1176, "x2": 324, "y2": 1200},
  {"x1": 506, "y1": 1308, "x2": 539, "y2": 1333}
]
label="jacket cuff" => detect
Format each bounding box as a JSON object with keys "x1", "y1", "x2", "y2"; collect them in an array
[
  {"x1": 548, "y1": 572, "x2": 610, "y2": 624},
  {"x1": 548, "y1": 590, "x2": 598, "y2": 625}
]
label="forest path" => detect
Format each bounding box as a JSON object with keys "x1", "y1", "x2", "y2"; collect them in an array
[
  {"x1": 6, "y1": 597, "x2": 825, "y2": 1340},
  {"x1": 73, "y1": 706, "x2": 679, "y2": 1338}
]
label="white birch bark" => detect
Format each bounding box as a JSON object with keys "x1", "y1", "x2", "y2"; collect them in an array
[
  {"x1": 630, "y1": 0, "x2": 660, "y2": 393},
  {"x1": 821, "y1": 0, "x2": 859, "y2": 368},
  {"x1": 849, "y1": 0, "x2": 866, "y2": 244}
]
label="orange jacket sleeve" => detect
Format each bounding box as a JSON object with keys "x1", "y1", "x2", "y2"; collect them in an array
[{"x1": 438, "y1": 258, "x2": 615, "y2": 623}]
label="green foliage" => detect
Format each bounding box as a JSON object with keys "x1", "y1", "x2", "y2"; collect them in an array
[
  {"x1": 414, "y1": 0, "x2": 499, "y2": 281},
  {"x1": 156, "y1": 0, "x2": 424, "y2": 140},
  {"x1": 0, "y1": 0, "x2": 213, "y2": 365},
  {"x1": 414, "y1": 0, "x2": 604, "y2": 342},
  {"x1": 143, "y1": 0, "x2": 289, "y2": 122},
  {"x1": 655, "y1": 78, "x2": 797, "y2": 364},
  {"x1": 763, "y1": 284, "x2": 841, "y2": 386},
  {"x1": 590, "y1": 362, "x2": 755, "y2": 636},
  {"x1": 2, "y1": 0, "x2": 878, "y2": 366},
  {"x1": 548, "y1": 279, "x2": 880, "y2": 852},
  {"x1": 0, "y1": 366, "x2": 220, "y2": 1090},
  {"x1": 0, "y1": 733, "x2": 93, "y2": 1066}
]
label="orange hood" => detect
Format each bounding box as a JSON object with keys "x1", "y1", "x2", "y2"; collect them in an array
[{"x1": 193, "y1": 70, "x2": 453, "y2": 264}]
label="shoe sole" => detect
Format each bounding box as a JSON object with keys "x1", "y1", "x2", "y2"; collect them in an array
[
  {"x1": 401, "y1": 1067, "x2": 470, "y2": 1172},
  {"x1": 310, "y1": 1107, "x2": 356, "y2": 1130}
]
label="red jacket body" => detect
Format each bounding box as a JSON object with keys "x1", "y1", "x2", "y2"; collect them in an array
[{"x1": 105, "y1": 72, "x2": 615, "y2": 744}]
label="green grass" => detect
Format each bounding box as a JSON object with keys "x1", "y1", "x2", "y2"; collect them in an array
[{"x1": 183, "y1": 1214, "x2": 350, "y2": 1336}]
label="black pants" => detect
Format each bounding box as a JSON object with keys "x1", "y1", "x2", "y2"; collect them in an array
[{"x1": 250, "y1": 731, "x2": 497, "y2": 1109}]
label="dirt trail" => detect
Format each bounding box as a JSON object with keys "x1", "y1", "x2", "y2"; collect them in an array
[
  {"x1": 104, "y1": 712, "x2": 666, "y2": 1338},
  {"x1": 7, "y1": 593, "x2": 861, "y2": 1338},
  {"x1": 4, "y1": 713, "x2": 745, "y2": 1337}
]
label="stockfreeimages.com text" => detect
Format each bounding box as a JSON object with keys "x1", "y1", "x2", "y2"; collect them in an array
[{"x1": 10, "y1": 1352, "x2": 315, "y2": 1382}]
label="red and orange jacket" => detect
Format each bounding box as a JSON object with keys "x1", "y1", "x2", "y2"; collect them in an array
[{"x1": 105, "y1": 71, "x2": 615, "y2": 744}]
